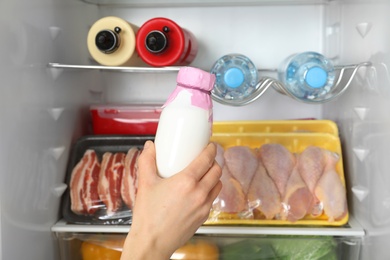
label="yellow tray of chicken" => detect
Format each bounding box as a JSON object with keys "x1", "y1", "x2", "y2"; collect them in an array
[{"x1": 205, "y1": 120, "x2": 348, "y2": 226}]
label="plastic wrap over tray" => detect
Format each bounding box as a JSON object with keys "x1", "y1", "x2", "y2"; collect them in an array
[
  {"x1": 62, "y1": 135, "x2": 153, "y2": 225},
  {"x1": 206, "y1": 132, "x2": 349, "y2": 226}
]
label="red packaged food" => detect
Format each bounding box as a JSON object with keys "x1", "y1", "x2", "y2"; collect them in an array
[{"x1": 90, "y1": 105, "x2": 162, "y2": 135}]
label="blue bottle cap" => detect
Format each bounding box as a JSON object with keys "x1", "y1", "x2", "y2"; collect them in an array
[
  {"x1": 305, "y1": 66, "x2": 328, "y2": 88},
  {"x1": 224, "y1": 67, "x2": 244, "y2": 88}
]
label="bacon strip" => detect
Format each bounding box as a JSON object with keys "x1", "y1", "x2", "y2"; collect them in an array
[
  {"x1": 70, "y1": 150, "x2": 101, "y2": 215},
  {"x1": 121, "y1": 148, "x2": 140, "y2": 210},
  {"x1": 98, "y1": 152, "x2": 125, "y2": 215}
]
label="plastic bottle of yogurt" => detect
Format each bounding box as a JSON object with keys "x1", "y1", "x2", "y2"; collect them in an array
[{"x1": 154, "y1": 67, "x2": 216, "y2": 178}]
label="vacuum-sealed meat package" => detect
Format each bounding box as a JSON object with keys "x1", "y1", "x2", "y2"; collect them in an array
[
  {"x1": 62, "y1": 135, "x2": 152, "y2": 224},
  {"x1": 207, "y1": 131, "x2": 348, "y2": 226}
]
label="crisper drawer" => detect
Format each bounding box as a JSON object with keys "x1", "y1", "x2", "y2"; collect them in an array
[{"x1": 55, "y1": 232, "x2": 361, "y2": 260}]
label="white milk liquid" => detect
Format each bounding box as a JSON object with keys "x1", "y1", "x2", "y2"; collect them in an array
[{"x1": 155, "y1": 91, "x2": 211, "y2": 178}]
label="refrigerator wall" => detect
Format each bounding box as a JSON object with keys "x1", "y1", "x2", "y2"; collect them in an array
[
  {"x1": 0, "y1": 0, "x2": 100, "y2": 259},
  {"x1": 1, "y1": 0, "x2": 389, "y2": 259},
  {"x1": 323, "y1": 1, "x2": 390, "y2": 259}
]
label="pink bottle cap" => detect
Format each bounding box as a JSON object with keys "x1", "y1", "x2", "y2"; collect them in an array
[
  {"x1": 163, "y1": 67, "x2": 215, "y2": 114},
  {"x1": 177, "y1": 67, "x2": 216, "y2": 91}
]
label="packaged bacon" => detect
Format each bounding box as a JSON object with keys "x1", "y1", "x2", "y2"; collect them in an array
[
  {"x1": 62, "y1": 135, "x2": 153, "y2": 225},
  {"x1": 69, "y1": 149, "x2": 101, "y2": 215}
]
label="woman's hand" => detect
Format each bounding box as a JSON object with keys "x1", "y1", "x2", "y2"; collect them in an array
[{"x1": 121, "y1": 141, "x2": 222, "y2": 260}]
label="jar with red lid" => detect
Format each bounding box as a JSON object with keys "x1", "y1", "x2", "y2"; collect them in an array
[{"x1": 136, "y1": 17, "x2": 198, "y2": 67}]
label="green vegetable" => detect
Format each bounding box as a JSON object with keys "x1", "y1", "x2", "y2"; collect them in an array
[
  {"x1": 270, "y1": 235, "x2": 337, "y2": 260},
  {"x1": 221, "y1": 239, "x2": 278, "y2": 260}
]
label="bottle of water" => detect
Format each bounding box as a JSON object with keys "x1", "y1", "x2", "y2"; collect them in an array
[
  {"x1": 210, "y1": 54, "x2": 259, "y2": 105},
  {"x1": 277, "y1": 52, "x2": 336, "y2": 102},
  {"x1": 154, "y1": 67, "x2": 215, "y2": 178}
]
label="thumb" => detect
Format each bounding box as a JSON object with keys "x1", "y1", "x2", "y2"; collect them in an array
[{"x1": 137, "y1": 140, "x2": 159, "y2": 185}]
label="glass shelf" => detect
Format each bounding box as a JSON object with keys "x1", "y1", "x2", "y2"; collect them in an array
[
  {"x1": 48, "y1": 63, "x2": 182, "y2": 73},
  {"x1": 52, "y1": 217, "x2": 365, "y2": 237}
]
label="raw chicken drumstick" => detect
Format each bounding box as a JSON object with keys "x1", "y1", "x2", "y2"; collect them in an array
[
  {"x1": 224, "y1": 146, "x2": 258, "y2": 194},
  {"x1": 281, "y1": 163, "x2": 313, "y2": 222},
  {"x1": 297, "y1": 146, "x2": 328, "y2": 216},
  {"x1": 258, "y1": 143, "x2": 296, "y2": 197},
  {"x1": 314, "y1": 150, "x2": 348, "y2": 222},
  {"x1": 247, "y1": 158, "x2": 281, "y2": 220},
  {"x1": 212, "y1": 144, "x2": 247, "y2": 214}
]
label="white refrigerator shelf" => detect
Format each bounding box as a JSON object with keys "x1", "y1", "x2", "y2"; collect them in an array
[{"x1": 51, "y1": 217, "x2": 365, "y2": 237}]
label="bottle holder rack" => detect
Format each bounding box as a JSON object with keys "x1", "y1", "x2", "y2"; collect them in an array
[
  {"x1": 48, "y1": 61, "x2": 372, "y2": 106},
  {"x1": 211, "y1": 61, "x2": 373, "y2": 106}
]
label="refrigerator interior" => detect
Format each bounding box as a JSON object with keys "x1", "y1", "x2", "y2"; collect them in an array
[{"x1": 1, "y1": 0, "x2": 390, "y2": 259}]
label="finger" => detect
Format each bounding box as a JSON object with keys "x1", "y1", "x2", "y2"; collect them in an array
[
  {"x1": 137, "y1": 140, "x2": 159, "y2": 185},
  {"x1": 199, "y1": 180, "x2": 223, "y2": 223},
  {"x1": 185, "y1": 143, "x2": 217, "y2": 181},
  {"x1": 208, "y1": 180, "x2": 222, "y2": 203},
  {"x1": 199, "y1": 161, "x2": 222, "y2": 193}
]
